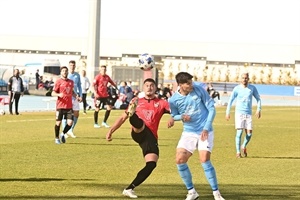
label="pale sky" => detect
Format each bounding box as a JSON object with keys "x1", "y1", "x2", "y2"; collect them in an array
[{"x1": 0, "y1": 0, "x2": 300, "y2": 45}]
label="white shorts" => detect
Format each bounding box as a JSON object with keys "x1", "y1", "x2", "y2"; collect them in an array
[
  {"x1": 177, "y1": 131, "x2": 214, "y2": 153},
  {"x1": 235, "y1": 113, "x2": 252, "y2": 130},
  {"x1": 72, "y1": 97, "x2": 80, "y2": 111}
]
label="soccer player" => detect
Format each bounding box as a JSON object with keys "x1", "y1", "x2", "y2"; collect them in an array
[
  {"x1": 106, "y1": 78, "x2": 170, "y2": 199},
  {"x1": 62, "y1": 60, "x2": 82, "y2": 138},
  {"x1": 93, "y1": 65, "x2": 118, "y2": 128},
  {"x1": 168, "y1": 72, "x2": 225, "y2": 200},
  {"x1": 225, "y1": 72, "x2": 262, "y2": 158},
  {"x1": 51, "y1": 66, "x2": 75, "y2": 144}
]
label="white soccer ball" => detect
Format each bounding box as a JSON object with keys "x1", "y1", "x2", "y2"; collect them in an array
[
  {"x1": 222, "y1": 102, "x2": 228, "y2": 106},
  {"x1": 0, "y1": 109, "x2": 5, "y2": 115},
  {"x1": 138, "y1": 53, "x2": 155, "y2": 71}
]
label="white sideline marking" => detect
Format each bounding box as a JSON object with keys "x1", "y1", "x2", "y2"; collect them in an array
[{"x1": 6, "y1": 117, "x2": 94, "y2": 123}]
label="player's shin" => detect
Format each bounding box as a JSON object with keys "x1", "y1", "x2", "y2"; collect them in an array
[
  {"x1": 202, "y1": 160, "x2": 218, "y2": 191},
  {"x1": 63, "y1": 124, "x2": 72, "y2": 134},
  {"x1": 127, "y1": 161, "x2": 157, "y2": 190},
  {"x1": 236, "y1": 129, "x2": 243, "y2": 153},
  {"x1": 103, "y1": 110, "x2": 111, "y2": 122},
  {"x1": 177, "y1": 163, "x2": 194, "y2": 190},
  {"x1": 242, "y1": 133, "x2": 252, "y2": 147},
  {"x1": 55, "y1": 125, "x2": 60, "y2": 138},
  {"x1": 72, "y1": 117, "x2": 78, "y2": 130},
  {"x1": 94, "y1": 111, "x2": 99, "y2": 123}
]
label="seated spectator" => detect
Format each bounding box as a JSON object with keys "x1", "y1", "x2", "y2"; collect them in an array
[{"x1": 118, "y1": 81, "x2": 133, "y2": 104}]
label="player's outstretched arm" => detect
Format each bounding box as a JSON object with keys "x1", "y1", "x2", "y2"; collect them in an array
[
  {"x1": 106, "y1": 112, "x2": 128, "y2": 141},
  {"x1": 255, "y1": 110, "x2": 261, "y2": 119}
]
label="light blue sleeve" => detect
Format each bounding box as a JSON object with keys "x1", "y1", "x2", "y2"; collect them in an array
[
  {"x1": 252, "y1": 86, "x2": 262, "y2": 111},
  {"x1": 194, "y1": 84, "x2": 216, "y2": 131},
  {"x1": 226, "y1": 86, "x2": 237, "y2": 115},
  {"x1": 77, "y1": 73, "x2": 82, "y2": 97},
  {"x1": 168, "y1": 96, "x2": 182, "y2": 121}
]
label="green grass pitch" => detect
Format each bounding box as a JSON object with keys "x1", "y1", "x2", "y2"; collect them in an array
[{"x1": 0, "y1": 106, "x2": 299, "y2": 199}]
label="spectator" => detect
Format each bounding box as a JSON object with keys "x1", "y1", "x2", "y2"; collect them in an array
[
  {"x1": 207, "y1": 82, "x2": 221, "y2": 105},
  {"x1": 8, "y1": 69, "x2": 24, "y2": 115},
  {"x1": 81, "y1": 70, "x2": 91, "y2": 114},
  {"x1": 35, "y1": 69, "x2": 40, "y2": 90}
]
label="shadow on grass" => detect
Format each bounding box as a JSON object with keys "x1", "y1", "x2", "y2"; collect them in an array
[
  {"x1": 1, "y1": 183, "x2": 298, "y2": 199},
  {"x1": 0, "y1": 178, "x2": 95, "y2": 182},
  {"x1": 250, "y1": 156, "x2": 300, "y2": 159}
]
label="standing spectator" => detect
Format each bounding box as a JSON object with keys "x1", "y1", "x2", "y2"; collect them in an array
[
  {"x1": 7, "y1": 69, "x2": 24, "y2": 115},
  {"x1": 35, "y1": 69, "x2": 40, "y2": 90},
  {"x1": 156, "y1": 83, "x2": 172, "y2": 100},
  {"x1": 168, "y1": 72, "x2": 225, "y2": 200},
  {"x1": 225, "y1": 72, "x2": 262, "y2": 158},
  {"x1": 62, "y1": 60, "x2": 82, "y2": 138},
  {"x1": 106, "y1": 78, "x2": 170, "y2": 199},
  {"x1": 107, "y1": 82, "x2": 118, "y2": 109},
  {"x1": 207, "y1": 82, "x2": 221, "y2": 105},
  {"x1": 51, "y1": 66, "x2": 75, "y2": 144},
  {"x1": 81, "y1": 69, "x2": 91, "y2": 114},
  {"x1": 162, "y1": 84, "x2": 173, "y2": 100},
  {"x1": 155, "y1": 83, "x2": 164, "y2": 99},
  {"x1": 93, "y1": 65, "x2": 118, "y2": 128}
]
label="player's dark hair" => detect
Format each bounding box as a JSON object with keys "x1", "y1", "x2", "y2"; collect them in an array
[
  {"x1": 144, "y1": 78, "x2": 156, "y2": 85},
  {"x1": 69, "y1": 60, "x2": 76, "y2": 65},
  {"x1": 60, "y1": 66, "x2": 68, "y2": 71},
  {"x1": 175, "y1": 72, "x2": 193, "y2": 84},
  {"x1": 100, "y1": 65, "x2": 107, "y2": 69}
]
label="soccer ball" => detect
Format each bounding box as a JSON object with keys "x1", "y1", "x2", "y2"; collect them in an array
[
  {"x1": 138, "y1": 53, "x2": 155, "y2": 71},
  {"x1": 0, "y1": 109, "x2": 5, "y2": 115},
  {"x1": 221, "y1": 102, "x2": 228, "y2": 106}
]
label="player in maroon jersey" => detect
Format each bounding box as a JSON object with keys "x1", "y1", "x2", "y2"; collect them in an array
[
  {"x1": 93, "y1": 65, "x2": 118, "y2": 128},
  {"x1": 106, "y1": 78, "x2": 170, "y2": 199},
  {"x1": 51, "y1": 66, "x2": 77, "y2": 144}
]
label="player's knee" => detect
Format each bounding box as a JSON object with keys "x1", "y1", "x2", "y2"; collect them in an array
[
  {"x1": 175, "y1": 156, "x2": 188, "y2": 164},
  {"x1": 146, "y1": 161, "x2": 157, "y2": 171},
  {"x1": 200, "y1": 157, "x2": 210, "y2": 163},
  {"x1": 132, "y1": 124, "x2": 145, "y2": 133}
]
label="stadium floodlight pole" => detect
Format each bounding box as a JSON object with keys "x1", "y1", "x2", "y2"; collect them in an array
[{"x1": 87, "y1": 0, "x2": 101, "y2": 85}]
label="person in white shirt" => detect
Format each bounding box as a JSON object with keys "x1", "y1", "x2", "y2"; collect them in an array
[{"x1": 81, "y1": 70, "x2": 91, "y2": 114}]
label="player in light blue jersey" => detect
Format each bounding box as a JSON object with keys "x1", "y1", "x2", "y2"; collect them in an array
[
  {"x1": 62, "y1": 60, "x2": 82, "y2": 139},
  {"x1": 168, "y1": 72, "x2": 225, "y2": 200},
  {"x1": 225, "y1": 72, "x2": 261, "y2": 158}
]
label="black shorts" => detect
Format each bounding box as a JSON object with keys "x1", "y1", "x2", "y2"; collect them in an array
[
  {"x1": 131, "y1": 126, "x2": 159, "y2": 157},
  {"x1": 56, "y1": 109, "x2": 73, "y2": 121},
  {"x1": 95, "y1": 97, "x2": 109, "y2": 108},
  {"x1": 107, "y1": 98, "x2": 117, "y2": 106}
]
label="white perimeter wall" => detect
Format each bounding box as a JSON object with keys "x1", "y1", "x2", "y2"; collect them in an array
[{"x1": 0, "y1": 35, "x2": 299, "y2": 65}]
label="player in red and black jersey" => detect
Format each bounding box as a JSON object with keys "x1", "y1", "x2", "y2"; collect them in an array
[
  {"x1": 92, "y1": 65, "x2": 118, "y2": 128},
  {"x1": 51, "y1": 66, "x2": 77, "y2": 144},
  {"x1": 106, "y1": 78, "x2": 170, "y2": 199}
]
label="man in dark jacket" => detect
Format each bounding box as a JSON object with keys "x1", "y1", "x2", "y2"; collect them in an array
[{"x1": 7, "y1": 69, "x2": 24, "y2": 115}]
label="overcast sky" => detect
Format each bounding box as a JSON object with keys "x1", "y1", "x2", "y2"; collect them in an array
[{"x1": 0, "y1": 0, "x2": 299, "y2": 45}]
